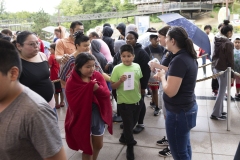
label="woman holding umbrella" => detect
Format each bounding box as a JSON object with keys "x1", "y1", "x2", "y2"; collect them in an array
[{"x1": 154, "y1": 26, "x2": 198, "y2": 160}]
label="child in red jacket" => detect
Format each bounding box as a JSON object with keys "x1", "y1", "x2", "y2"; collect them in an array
[{"x1": 48, "y1": 43, "x2": 64, "y2": 109}]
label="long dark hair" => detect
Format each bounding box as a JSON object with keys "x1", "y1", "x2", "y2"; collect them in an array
[
  {"x1": 74, "y1": 52, "x2": 95, "y2": 76},
  {"x1": 167, "y1": 27, "x2": 197, "y2": 59}
]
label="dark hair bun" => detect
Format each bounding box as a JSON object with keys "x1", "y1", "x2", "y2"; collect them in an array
[
  {"x1": 73, "y1": 31, "x2": 84, "y2": 39},
  {"x1": 223, "y1": 20, "x2": 230, "y2": 25}
]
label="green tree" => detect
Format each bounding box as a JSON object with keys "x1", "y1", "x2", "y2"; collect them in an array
[
  {"x1": 119, "y1": 0, "x2": 136, "y2": 11},
  {"x1": 0, "y1": 0, "x2": 5, "y2": 14},
  {"x1": 57, "y1": 0, "x2": 82, "y2": 16},
  {"x1": 32, "y1": 9, "x2": 52, "y2": 39},
  {"x1": 0, "y1": 0, "x2": 6, "y2": 19}
]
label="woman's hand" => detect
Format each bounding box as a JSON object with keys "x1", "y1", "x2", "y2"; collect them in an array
[
  {"x1": 153, "y1": 69, "x2": 165, "y2": 81},
  {"x1": 149, "y1": 61, "x2": 157, "y2": 72},
  {"x1": 92, "y1": 79, "x2": 99, "y2": 91}
]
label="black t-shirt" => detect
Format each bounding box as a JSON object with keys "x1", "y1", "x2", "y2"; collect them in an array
[
  {"x1": 144, "y1": 45, "x2": 165, "y2": 61},
  {"x1": 163, "y1": 49, "x2": 198, "y2": 113},
  {"x1": 160, "y1": 49, "x2": 173, "y2": 67}
]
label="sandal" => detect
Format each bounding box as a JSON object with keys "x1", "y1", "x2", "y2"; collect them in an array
[
  {"x1": 60, "y1": 102, "x2": 65, "y2": 107},
  {"x1": 56, "y1": 105, "x2": 61, "y2": 109}
]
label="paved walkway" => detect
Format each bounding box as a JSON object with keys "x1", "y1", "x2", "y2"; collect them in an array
[{"x1": 57, "y1": 59, "x2": 240, "y2": 160}]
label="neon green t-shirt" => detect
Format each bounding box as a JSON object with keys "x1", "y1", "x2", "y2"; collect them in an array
[{"x1": 110, "y1": 63, "x2": 143, "y2": 104}]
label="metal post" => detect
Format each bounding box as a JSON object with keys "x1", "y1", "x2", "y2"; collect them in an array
[
  {"x1": 226, "y1": 0, "x2": 229, "y2": 20},
  {"x1": 227, "y1": 67, "x2": 231, "y2": 131}
]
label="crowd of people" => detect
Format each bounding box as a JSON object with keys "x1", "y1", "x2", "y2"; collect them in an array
[{"x1": 0, "y1": 19, "x2": 240, "y2": 160}]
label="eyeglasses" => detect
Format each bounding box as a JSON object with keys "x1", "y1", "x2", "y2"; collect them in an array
[{"x1": 23, "y1": 42, "x2": 40, "y2": 47}]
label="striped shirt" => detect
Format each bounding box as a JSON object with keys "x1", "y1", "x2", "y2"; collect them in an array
[{"x1": 59, "y1": 55, "x2": 103, "y2": 82}]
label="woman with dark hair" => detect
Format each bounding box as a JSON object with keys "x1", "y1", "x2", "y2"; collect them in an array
[
  {"x1": 149, "y1": 25, "x2": 174, "y2": 157},
  {"x1": 125, "y1": 31, "x2": 151, "y2": 134},
  {"x1": 59, "y1": 31, "x2": 91, "y2": 107},
  {"x1": 16, "y1": 31, "x2": 55, "y2": 109},
  {"x1": 211, "y1": 20, "x2": 234, "y2": 120},
  {"x1": 154, "y1": 26, "x2": 198, "y2": 160},
  {"x1": 65, "y1": 52, "x2": 112, "y2": 160}
]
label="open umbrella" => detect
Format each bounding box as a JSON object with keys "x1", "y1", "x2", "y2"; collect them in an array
[
  {"x1": 158, "y1": 13, "x2": 211, "y2": 55},
  {"x1": 42, "y1": 40, "x2": 50, "y2": 49},
  {"x1": 42, "y1": 26, "x2": 57, "y2": 34},
  {"x1": 137, "y1": 32, "x2": 158, "y2": 49}
]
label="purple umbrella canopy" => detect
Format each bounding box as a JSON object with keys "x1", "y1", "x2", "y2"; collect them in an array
[{"x1": 158, "y1": 13, "x2": 211, "y2": 55}]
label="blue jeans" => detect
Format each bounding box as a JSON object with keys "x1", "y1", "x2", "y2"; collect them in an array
[
  {"x1": 202, "y1": 54, "x2": 212, "y2": 64},
  {"x1": 201, "y1": 56, "x2": 206, "y2": 65},
  {"x1": 165, "y1": 102, "x2": 198, "y2": 160}
]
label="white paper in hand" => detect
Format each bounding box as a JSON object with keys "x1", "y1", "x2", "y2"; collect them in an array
[{"x1": 124, "y1": 72, "x2": 134, "y2": 91}]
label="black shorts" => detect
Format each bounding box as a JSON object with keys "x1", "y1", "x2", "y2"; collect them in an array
[{"x1": 54, "y1": 81, "x2": 62, "y2": 94}]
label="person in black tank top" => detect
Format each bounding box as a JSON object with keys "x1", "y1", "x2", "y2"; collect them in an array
[{"x1": 16, "y1": 31, "x2": 54, "y2": 103}]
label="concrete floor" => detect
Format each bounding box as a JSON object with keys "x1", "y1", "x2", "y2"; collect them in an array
[{"x1": 57, "y1": 59, "x2": 240, "y2": 160}]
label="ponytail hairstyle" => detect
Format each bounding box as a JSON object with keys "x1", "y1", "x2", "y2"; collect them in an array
[
  {"x1": 73, "y1": 31, "x2": 89, "y2": 48},
  {"x1": 167, "y1": 26, "x2": 197, "y2": 59},
  {"x1": 220, "y1": 20, "x2": 233, "y2": 37},
  {"x1": 74, "y1": 52, "x2": 95, "y2": 76}
]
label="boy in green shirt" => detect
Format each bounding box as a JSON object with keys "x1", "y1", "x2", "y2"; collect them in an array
[{"x1": 111, "y1": 44, "x2": 143, "y2": 160}]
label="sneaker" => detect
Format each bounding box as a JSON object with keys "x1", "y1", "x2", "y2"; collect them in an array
[
  {"x1": 133, "y1": 125, "x2": 144, "y2": 134},
  {"x1": 235, "y1": 94, "x2": 240, "y2": 99},
  {"x1": 225, "y1": 94, "x2": 234, "y2": 101},
  {"x1": 119, "y1": 133, "x2": 137, "y2": 145},
  {"x1": 159, "y1": 146, "x2": 171, "y2": 157},
  {"x1": 222, "y1": 112, "x2": 227, "y2": 116},
  {"x1": 112, "y1": 114, "x2": 122, "y2": 122},
  {"x1": 156, "y1": 136, "x2": 169, "y2": 146},
  {"x1": 150, "y1": 102, "x2": 156, "y2": 110},
  {"x1": 154, "y1": 108, "x2": 161, "y2": 116},
  {"x1": 146, "y1": 91, "x2": 152, "y2": 98},
  {"x1": 210, "y1": 115, "x2": 227, "y2": 120}
]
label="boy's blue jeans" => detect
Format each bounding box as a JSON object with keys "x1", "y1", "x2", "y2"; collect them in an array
[{"x1": 165, "y1": 102, "x2": 198, "y2": 160}]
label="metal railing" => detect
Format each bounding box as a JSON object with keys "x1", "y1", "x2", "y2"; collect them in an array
[
  {"x1": 129, "y1": 0, "x2": 234, "y2": 4},
  {"x1": 137, "y1": 2, "x2": 213, "y2": 12}
]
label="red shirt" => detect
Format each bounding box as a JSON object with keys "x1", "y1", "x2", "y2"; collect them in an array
[
  {"x1": 48, "y1": 54, "x2": 60, "y2": 80},
  {"x1": 38, "y1": 38, "x2": 45, "y2": 53}
]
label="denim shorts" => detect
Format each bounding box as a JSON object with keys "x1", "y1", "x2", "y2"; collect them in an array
[{"x1": 91, "y1": 103, "x2": 105, "y2": 136}]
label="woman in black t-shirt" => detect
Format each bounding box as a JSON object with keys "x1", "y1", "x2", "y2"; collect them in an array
[
  {"x1": 16, "y1": 31, "x2": 54, "y2": 108},
  {"x1": 154, "y1": 27, "x2": 198, "y2": 160}
]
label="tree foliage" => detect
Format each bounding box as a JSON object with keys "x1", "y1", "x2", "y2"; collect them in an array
[
  {"x1": 56, "y1": 0, "x2": 134, "y2": 32},
  {"x1": 119, "y1": 0, "x2": 136, "y2": 11},
  {"x1": 31, "y1": 9, "x2": 52, "y2": 39},
  {"x1": 57, "y1": 0, "x2": 82, "y2": 16}
]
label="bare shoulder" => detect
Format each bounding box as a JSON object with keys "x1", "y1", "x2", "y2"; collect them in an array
[{"x1": 39, "y1": 52, "x2": 48, "y2": 61}]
